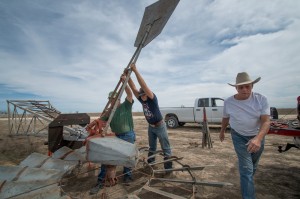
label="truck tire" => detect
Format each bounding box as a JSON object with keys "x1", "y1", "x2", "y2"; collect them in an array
[{"x1": 166, "y1": 116, "x2": 179, "y2": 128}]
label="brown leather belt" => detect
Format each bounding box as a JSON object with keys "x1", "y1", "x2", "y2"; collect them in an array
[{"x1": 149, "y1": 120, "x2": 164, "y2": 127}]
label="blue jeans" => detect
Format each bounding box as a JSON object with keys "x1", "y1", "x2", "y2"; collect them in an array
[
  {"x1": 97, "y1": 130, "x2": 136, "y2": 182},
  {"x1": 148, "y1": 122, "x2": 172, "y2": 157},
  {"x1": 231, "y1": 129, "x2": 265, "y2": 199}
]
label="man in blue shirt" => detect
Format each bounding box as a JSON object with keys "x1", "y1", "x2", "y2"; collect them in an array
[{"x1": 128, "y1": 63, "x2": 172, "y2": 171}]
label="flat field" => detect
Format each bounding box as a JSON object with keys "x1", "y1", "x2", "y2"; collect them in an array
[{"x1": 0, "y1": 112, "x2": 299, "y2": 199}]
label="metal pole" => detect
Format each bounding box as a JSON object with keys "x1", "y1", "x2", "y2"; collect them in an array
[
  {"x1": 7, "y1": 100, "x2": 11, "y2": 134},
  {"x1": 102, "y1": 24, "x2": 153, "y2": 135}
]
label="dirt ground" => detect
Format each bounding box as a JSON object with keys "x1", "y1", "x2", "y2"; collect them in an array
[{"x1": 0, "y1": 115, "x2": 299, "y2": 199}]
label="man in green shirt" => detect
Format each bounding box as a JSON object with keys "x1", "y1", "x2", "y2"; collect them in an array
[{"x1": 90, "y1": 79, "x2": 135, "y2": 195}]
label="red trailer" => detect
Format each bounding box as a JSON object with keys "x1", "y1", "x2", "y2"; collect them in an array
[{"x1": 268, "y1": 121, "x2": 300, "y2": 152}]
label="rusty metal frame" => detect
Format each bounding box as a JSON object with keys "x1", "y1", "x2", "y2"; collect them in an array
[
  {"x1": 6, "y1": 100, "x2": 90, "y2": 141},
  {"x1": 7, "y1": 100, "x2": 60, "y2": 136},
  {"x1": 130, "y1": 149, "x2": 233, "y2": 199}
]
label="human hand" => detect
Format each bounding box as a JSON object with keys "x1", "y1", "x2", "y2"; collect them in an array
[
  {"x1": 219, "y1": 131, "x2": 225, "y2": 142},
  {"x1": 120, "y1": 74, "x2": 126, "y2": 83},
  {"x1": 246, "y1": 137, "x2": 261, "y2": 153},
  {"x1": 130, "y1": 63, "x2": 137, "y2": 72},
  {"x1": 123, "y1": 68, "x2": 130, "y2": 75}
]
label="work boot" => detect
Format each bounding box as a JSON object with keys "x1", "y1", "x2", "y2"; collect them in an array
[
  {"x1": 147, "y1": 152, "x2": 155, "y2": 164},
  {"x1": 164, "y1": 157, "x2": 173, "y2": 175},
  {"x1": 89, "y1": 181, "x2": 103, "y2": 195}
]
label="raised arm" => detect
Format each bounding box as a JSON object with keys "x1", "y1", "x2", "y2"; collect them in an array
[
  {"x1": 128, "y1": 77, "x2": 139, "y2": 99},
  {"x1": 130, "y1": 63, "x2": 154, "y2": 99},
  {"x1": 125, "y1": 85, "x2": 133, "y2": 103},
  {"x1": 121, "y1": 74, "x2": 133, "y2": 103}
]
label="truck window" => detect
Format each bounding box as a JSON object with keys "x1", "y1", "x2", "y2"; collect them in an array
[
  {"x1": 211, "y1": 99, "x2": 216, "y2": 107},
  {"x1": 198, "y1": 98, "x2": 209, "y2": 107},
  {"x1": 213, "y1": 98, "x2": 224, "y2": 107}
]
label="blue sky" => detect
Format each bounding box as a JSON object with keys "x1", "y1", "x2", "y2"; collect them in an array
[{"x1": 1, "y1": 0, "x2": 300, "y2": 113}]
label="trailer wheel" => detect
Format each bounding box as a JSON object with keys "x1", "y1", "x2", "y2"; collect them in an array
[{"x1": 166, "y1": 116, "x2": 179, "y2": 128}]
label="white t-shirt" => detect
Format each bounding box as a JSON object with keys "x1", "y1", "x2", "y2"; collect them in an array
[{"x1": 223, "y1": 92, "x2": 270, "y2": 136}]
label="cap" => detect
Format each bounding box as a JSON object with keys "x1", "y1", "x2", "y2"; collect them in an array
[
  {"x1": 139, "y1": 88, "x2": 145, "y2": 96},
  {"x1": 108, "y1": 91, "x2": 117, "y2": 98}
]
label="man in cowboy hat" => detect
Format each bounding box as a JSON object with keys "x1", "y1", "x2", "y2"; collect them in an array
[{"x1": 219, "y1": 72, "x2": 270, "y2": 199}]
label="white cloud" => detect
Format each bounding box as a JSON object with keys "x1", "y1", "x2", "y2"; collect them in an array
[{"x1": 0, "y1": 0, "x2": 300, "y2": 113}]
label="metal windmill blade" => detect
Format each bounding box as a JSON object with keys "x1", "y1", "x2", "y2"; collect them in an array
[
  {"x1": 100, "y1": 0, "x2": 180, "y2": 136},
  {"x1": 134, "y1": 0, "x2": 180, "y2": 48}
]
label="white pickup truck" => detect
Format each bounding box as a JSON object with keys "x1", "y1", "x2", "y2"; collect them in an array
[{"x1": 160, "y1": 97, "x2": 224, "y2": 128}]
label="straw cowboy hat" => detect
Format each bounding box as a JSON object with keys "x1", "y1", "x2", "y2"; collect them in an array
[{"x1": 228, "y1": 72, "x2": 261, "y2": 86}]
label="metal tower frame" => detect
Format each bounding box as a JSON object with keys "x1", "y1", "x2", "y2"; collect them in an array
[{"x1": 6, "y1": 100, "x2": 61, "y2": 136}]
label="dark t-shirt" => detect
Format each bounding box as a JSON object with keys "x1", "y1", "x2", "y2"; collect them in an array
[{"x1": 138, "y1": 93, "x2": 163, "y2": 124}]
